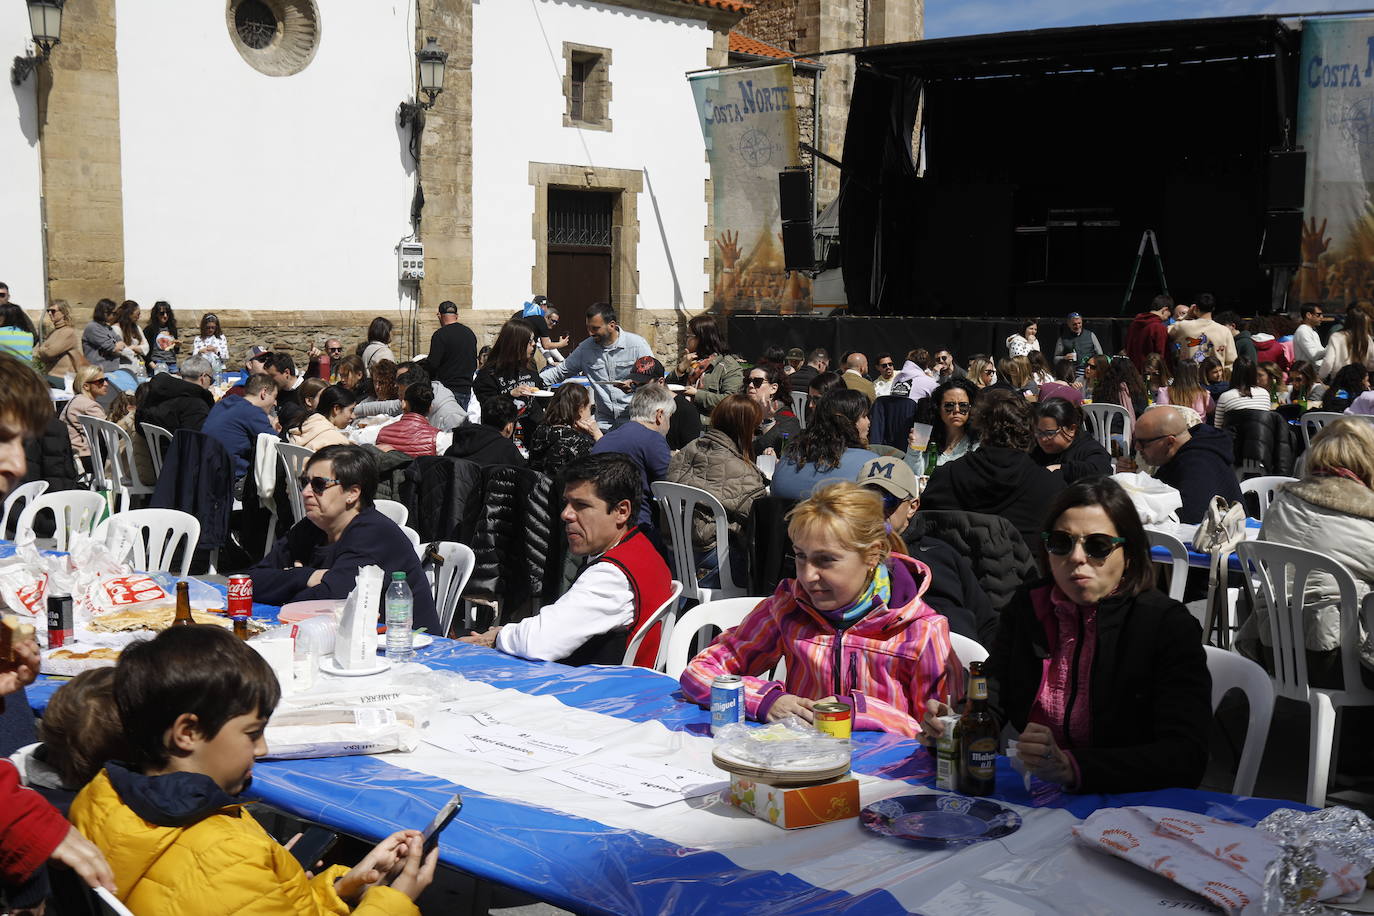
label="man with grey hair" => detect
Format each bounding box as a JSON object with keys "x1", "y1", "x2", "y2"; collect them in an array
[
  {"x1": 138, "y1": 354, "x2": 216, "y2": 434},
  {"x1": 591, "y1": 383, "x2": 674, "y2": 527}
]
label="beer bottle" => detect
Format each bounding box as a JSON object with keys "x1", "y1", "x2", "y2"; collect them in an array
[
  {"x1": 171, "y1": 581, "x2": 194, "y2": 627},
  {"x1": 232, "y1": 614, "x2": 249, "y2": 641},
  {"x1": 957, "y1": 661, "x2": 997, "y2": 796}
]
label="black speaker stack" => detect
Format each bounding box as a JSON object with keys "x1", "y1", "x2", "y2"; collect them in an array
[
  {"x1": 779, "y1": 167, "x2": 814, "y2": 272},
  {"x1": 1260, "y1": 149, "x2": 1306, "y2": 268}
]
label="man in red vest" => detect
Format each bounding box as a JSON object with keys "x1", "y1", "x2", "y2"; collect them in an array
[{"x1": 459, "y1": 453, "x2": 673, "y2": 667}]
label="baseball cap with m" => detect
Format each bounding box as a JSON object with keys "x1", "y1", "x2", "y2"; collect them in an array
[{"x1": 856, "y1": 456, "x2": 920, "y2": 502}]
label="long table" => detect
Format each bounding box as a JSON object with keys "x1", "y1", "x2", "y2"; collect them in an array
[{"x1": 118, "y1": 638, "x2": 1297, "y2": 916}]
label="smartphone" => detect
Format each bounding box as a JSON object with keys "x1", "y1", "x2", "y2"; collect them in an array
[
  {"x1": 289, "y1": 825, "x2": 338, "y2": 868},
  {"x1": 421, "y1": 790, "x2": 464, "y2": 854},
  {"x1": 93, "y1": 887, "x2": 137, "y2": 916}
]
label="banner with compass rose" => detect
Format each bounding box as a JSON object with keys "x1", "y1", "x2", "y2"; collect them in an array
[{"x1": 691, "y1": 64, "x2": 810, "y2": 313}]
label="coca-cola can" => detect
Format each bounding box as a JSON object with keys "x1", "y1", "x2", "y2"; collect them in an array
[
  {"x1": 227, "y1": 575, "x2": 253, "y2": 618},
  {"x1": 46, "y1": 594, "x2": 72, "y2": 649}
]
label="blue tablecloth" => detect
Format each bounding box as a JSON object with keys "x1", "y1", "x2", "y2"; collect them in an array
[{"x1": 233, "y1": 642, "x2": 1300, "y2": 915}]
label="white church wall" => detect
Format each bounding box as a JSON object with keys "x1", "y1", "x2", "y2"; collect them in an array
[
  {"x1": 115, "y1": 1, "x2": 417, "y2": 312},
  {"x1": 1, "y1": 7, "x2": 47, "y2": 315},
  {"x1": 471, "y1": 0, "x2": 711, "y2": 313}
]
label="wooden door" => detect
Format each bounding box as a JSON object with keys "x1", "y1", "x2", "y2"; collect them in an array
[{"x1": 547, "y1": 188, "x2": 615, "y2": 350}]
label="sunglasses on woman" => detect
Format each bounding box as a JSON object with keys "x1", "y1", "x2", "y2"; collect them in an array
[
  {"x1": 941, "y1": 401, "x2": 970, "y2": 414},
  {"x1": 1041, "y1": 531, "x2": 1125, "y2": 560},
  {"x1": 747, "y1": 377, "x2": 767, "y2": 387},
  {"x1": 297, "y1": 475, "x2": 341, "y2": 495}
]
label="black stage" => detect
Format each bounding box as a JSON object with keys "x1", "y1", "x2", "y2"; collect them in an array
[{"x1": 836, "y1": 16, "x2": 1301, "y2": 318}]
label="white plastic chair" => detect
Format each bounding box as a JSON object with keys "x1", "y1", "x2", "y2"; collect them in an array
[
  {"x1": 399, "y1": 525, "x2": 421, "y2": 556},
  {"x1": 1300, "y1": 411, "x2": 1342, "y2": 449},
  {"x1": 791, "y1": 390, "x2": 808, "y2": 429},
  {"x1": 424, "y1": 541, "x2": 476, "y2": 638},
  {"x1": 1147, "y1": 528, "x2": 1190, "y2": 602},
  {"x1": 94, "y1": 508, "x2": 200, "y2": 577},
  {"x1": 1204, "y1": 646, "x2": 1275, "y2": 797},
  {"x1": 664, "y1": 596, "x2": 765, "y2": 680},
  {"x1": 375, "y1": 499, "x2": 409, "y2": 527},
  {"x1": 140, "y1": 422, "x2": 173, "y2": 478},
  {"x1": 1236, "y1": 540, "x2": 1374, "y2": 807},
  {"x1": 276, "y1": 443, "x2": 314, "y2": 527},
  {"x1": 15, "y1": 490, "x2": 107, "y2": 550},
  {"x1": 1239, "y1": 475, "x2": 1297, "y2": 521},
  {"x1": 949, "y1": 632, "x2": 989, "y2": 671},
  {"x1": 1080, "y1": 403, "x2": 1133, "y2": 454},
  {"x1": 623, "y1": 580, "x2": 683, "y2": 670},
  {"x1": 0, "y1": 480, "x2": 48, "y2": 539},
  {"x1": 79, "y1": 415, "x2": 154, "y2": 513},
  {"x1": 651, "y1": 481, "x2": 747, "y2": 605}
]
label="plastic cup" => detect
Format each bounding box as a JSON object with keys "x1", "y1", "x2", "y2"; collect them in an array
[{"x1": 909, "y1": 422, "x2": 933, "y2": 451}]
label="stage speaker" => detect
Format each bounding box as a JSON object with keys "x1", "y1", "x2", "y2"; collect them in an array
[
  {"x1": 779, "y1": 167, "x2": 812, "y2": 222},
  {"x1": 1259, "y1": 210, "x2": 1302, "y2": 267},
  {"x1": 1267, "y1": 150, "x2": 1307, "y2": 211},
  {"x1": 781, "y1": 221, "x2": 814, "y2": 272}
]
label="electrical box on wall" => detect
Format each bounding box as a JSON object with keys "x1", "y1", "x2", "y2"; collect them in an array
[{"x1": 398, "y1": 241, "x2": 425, "y2": 282}]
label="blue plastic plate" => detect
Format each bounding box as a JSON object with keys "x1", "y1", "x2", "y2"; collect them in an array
[{"x1": 860, "y1": 794, "x2": 1022, "y2": 846}]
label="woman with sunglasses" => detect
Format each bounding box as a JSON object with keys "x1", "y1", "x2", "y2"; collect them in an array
[
  {"x1": 1030, "y1": 397, "x2": 1112, "y2": 484},
  {"x1": 65, "y1": 366, "x2": 110, "y2": 475},
  {"x1": 745, "y1": 363, "x2": 798, "y2": 457},
  {"x1": 35, "y1": 299, "x2": 83, "y2": 381},
  {"x1": 770, "y1": 388, "x2": 878, "y2": 500},
  {"x1": 250, "y1": 444, "x2": 439, "y2": 632},
  {"x1": 967, "y1": 357, "x2": 996, "y2": 389},
  {"x1": 922, "y1": 378, "x2": 979, "y2": 471},
  {"x1": 670, "y1": 314, "x2": 745, "y2": 417},
  {"x1": 193, "y1": 313, "x2": 228, "y2": 374},
  {"x1": 289, "y1": 385, "x2": 355, "y2": 451},
  {"x1": 681, "y1": 480, "x2": 954, "y2": 737},
  {"x1": 144, "y1": 301, "x2": 179, "y2": 374},
  {"x1": 112, "y1": 300, "x2": 150, "y2": 379},
  {"x1": 921, "y1": 477, "x2": 1211, "y2": 793}
]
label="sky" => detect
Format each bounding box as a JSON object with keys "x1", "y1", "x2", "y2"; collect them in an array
[{"x1": 924, "y1": 0, "x2": 1374, "y2": 39}]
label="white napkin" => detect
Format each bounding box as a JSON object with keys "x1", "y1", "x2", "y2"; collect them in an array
[{"x1": 334, "y1": 565, "x2": 382, "y2": 670}]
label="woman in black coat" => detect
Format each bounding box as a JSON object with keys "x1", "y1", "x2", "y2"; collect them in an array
[
  {"x1": 1030, "y1": 397, "x2": 1114, "y2": 484},
  {"x1": 250, "y1": 444, "x2": 438, "y2": 632},
  {"x1": 922, "y1": 477, "x2": 1211, "y2": 794}
]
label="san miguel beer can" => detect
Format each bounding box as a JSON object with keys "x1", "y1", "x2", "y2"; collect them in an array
[
  {"x1": 710, "y1": 674, "x2": 745, "y2": 734},
  {"x1": 227, "y1": 575, "x2": 253, "y2": 619},
  {"x1": 46, "y1": 593, "x2": 72, "y2": 649},
  {"x1": 813, "y1": 701, "x2": 853, "y2": 740}
]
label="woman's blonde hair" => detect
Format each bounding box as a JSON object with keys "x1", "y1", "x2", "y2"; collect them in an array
[
  {"x1": 1306, "y1": 417, "x2": 1374, "y2": 488},
  {"x1": 75, "y1": 365, "x2": 105, "y2": 394},
  {"x1": 786, "y1": 481, "x2": 890, "y2": 566},
  {"x1": 968, "y1": 357, "x2": 995, "y2": 388}
]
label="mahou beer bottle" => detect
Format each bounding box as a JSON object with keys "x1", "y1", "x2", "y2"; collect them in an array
[
  {"x1": 957, "y1": 661, "x2": 997, "y2": 796},
  {"x1": 171, "y1": 581, "x2": 194, "y2": 627}
]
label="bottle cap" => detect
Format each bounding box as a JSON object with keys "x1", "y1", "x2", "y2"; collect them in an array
[{"x1": 392, "y1": 571, "x2": 406, "y2": 580}]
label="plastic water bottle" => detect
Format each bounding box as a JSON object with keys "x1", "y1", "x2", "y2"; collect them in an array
[{"x1": 384, "y1": 572, "x2": 413, "y2": 662}]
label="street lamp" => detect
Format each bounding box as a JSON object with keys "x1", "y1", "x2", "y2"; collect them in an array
[
  {"x1": 399, "y1": 36, "x2": 448, "y2": 128},
  {"x1": 12, "y1": 0, "x2": 64, "y2": 86}
]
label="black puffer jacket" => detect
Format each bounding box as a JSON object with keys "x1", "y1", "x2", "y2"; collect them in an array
[
  {"x1": 903, "y1": 534, "x2": 998, "y2": 647},
  {"x1": 904, "y1": 509, "x2": 1040, "y2": 620},
  {"x1": 404, "y1": 455, "x2": 483, "y2": 544},
  {"x1": 22, "y1": 417, "x2": 78, "y2": 492},
  {"x1": 138, "y1": 372, "x2": 214, "y2": 434},
  {"x1": 150, "y1": 430, "x2": 232, "y2": 551},
  {"x1": 1226, "y1": 409, "x2": 1296, "y2": 477},
  {"x1": 466, "y1": 466, "x2": 553, "y2": 617},
  {"x1": 920, "y1": 445, "x2": 1067, "y2": 552}
]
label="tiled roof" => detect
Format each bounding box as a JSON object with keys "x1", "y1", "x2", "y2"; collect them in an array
[
  {"x1": 674, "y1": 0, "x2": 753, "y2": 12},
  {"x1": 729, "y1": 32, "x2": 792, "y2": 59}
]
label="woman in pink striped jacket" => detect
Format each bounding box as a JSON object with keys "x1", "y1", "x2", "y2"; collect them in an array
[{"x1": 680, "y1": 481, "x2": 954, "y2": 738}]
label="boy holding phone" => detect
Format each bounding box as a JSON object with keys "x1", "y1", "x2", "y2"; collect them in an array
[{"x1": 70, "y1": 626, "x2": 437, "y2": 914}]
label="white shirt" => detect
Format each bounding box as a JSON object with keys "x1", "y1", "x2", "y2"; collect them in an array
[
  {"x1": 873, "y1": 376, "x2": 897, "y2": 397},
  {"x1": 495, "y1": 560, "x2": 634, "y2": 662},
  {"x1": 1293, "y1": 323, "x2": 1324, "y2": 367}
]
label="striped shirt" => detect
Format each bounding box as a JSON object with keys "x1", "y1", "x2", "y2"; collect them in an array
[{"x1": 680, "y1": 553, "x2": 954, "y2": 737}]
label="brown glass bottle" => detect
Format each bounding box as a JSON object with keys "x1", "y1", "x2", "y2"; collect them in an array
[
  {"x1": 232, "y1": 614, "x2": 249, "y2": 641},
  {"x1": 957, "y1": 661, "x2": 998, "y2": 796},
  {"x1": 171, "y1": 581, "x2": 194, "y2": 627}
]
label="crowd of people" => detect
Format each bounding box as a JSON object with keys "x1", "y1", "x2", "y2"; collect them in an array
[{"x1": 3, "y1": 282, "x2": 1374, "y2": 912}]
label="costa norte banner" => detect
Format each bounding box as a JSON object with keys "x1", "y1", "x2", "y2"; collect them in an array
[
  {"x1": 690, "y1": 64, "x2": 810, "y2": 313},
  {"x1": 1295, "y1": 16, "x2": 1374, "y2": 306}
]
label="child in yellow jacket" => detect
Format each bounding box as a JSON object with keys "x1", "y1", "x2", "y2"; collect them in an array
[{"x1": 71, "y1": 625, "x2": 436, "y2": 915}]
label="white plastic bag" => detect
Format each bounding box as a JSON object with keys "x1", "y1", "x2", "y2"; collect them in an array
[
  {"x1": 263, "y1": 705, "x2": 423, "y2": 759},
  {"x1": 1111, "y1": 471, "x2": 1183, "y2": 524}
]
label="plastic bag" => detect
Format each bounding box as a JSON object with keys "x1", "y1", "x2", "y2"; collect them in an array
[
  {"x1": 263, "y1": 705, "x2": 423, "y2": 759},
  {"x1": 712, "y1": 717, "x2": 851, "y2": 770},
  {"x1": 147, "y1": 573, "x2": 226, "y2": 610},
  {"x1": 1111, "y1": 471, "x2": 1183, "y2": 524}
]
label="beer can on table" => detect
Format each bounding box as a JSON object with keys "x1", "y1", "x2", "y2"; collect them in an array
[
  {"x1": 227, "y1": 575, "x2": 253, "y2": 618},
  {"x1": 46, "y1": 594, "x2": 72, "y2": 649},
  {"x1": 813, "y1": 701, "x2": 852, "y2": 740},
  {"x1": 710, "y1": 674, "x2": 745, "y2": 734}
]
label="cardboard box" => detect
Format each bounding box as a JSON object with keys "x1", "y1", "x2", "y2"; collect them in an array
[{"x1": 728, "y1": 774, "x2": 860, "y2": 829}]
